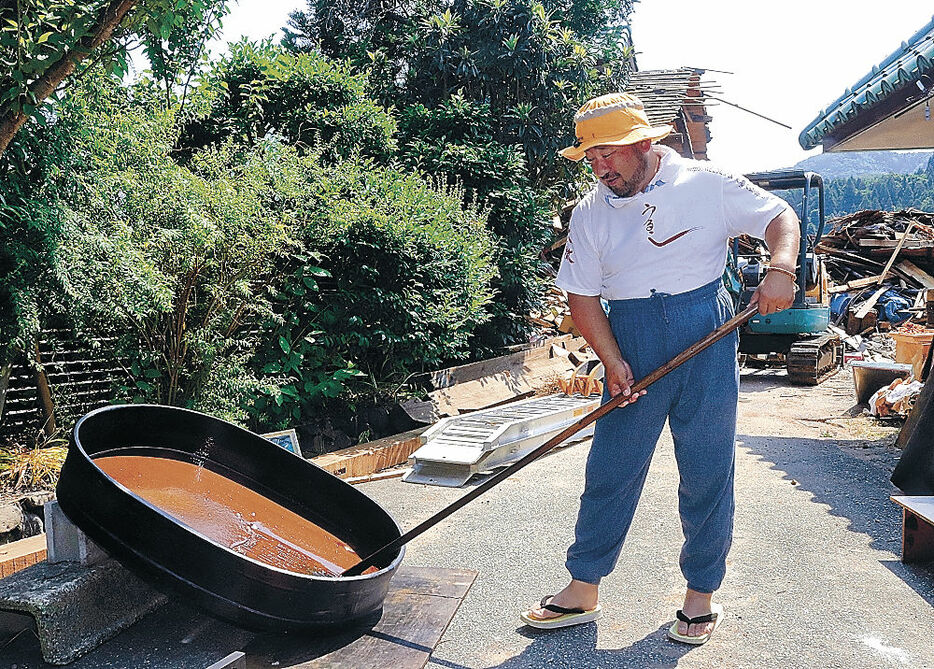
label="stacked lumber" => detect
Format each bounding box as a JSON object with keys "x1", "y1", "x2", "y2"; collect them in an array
[{"x1": 816, "y1": 209, "x2": 934, "y2": 334}]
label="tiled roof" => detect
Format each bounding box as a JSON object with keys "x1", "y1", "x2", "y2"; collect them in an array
[{"x1": 799, "y1": 17, "x2": 934, "y2": 150}]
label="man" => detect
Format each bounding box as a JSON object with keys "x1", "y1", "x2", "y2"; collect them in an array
[{"x1": 520, "y1": 93, "x2": 799, "y2": 644}]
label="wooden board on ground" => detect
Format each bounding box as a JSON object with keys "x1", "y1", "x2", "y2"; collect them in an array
[
  {"x1": 0, "y1": 534, "x2": 46, "y2": 578},
  {"x1": 421, "y1": 336, "x2": 590, "y2": 416},
  {"x1": 424, "y1": 335, "x2": 581, "y2": 389},
  {"x1": 311, "y1": 428, "x2": 427, "y2": 480},
  {"x1": 244, "y1": 566, "x2": 477, "y2": 669}
]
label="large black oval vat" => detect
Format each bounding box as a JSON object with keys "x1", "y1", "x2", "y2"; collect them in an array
[{"x1": 56, "y1": 404, "x2": 404, "y2": 631}]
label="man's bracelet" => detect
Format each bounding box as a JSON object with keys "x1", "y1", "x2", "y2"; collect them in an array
[{"x1": 765, "y1": 265, "x2": 797, "y2": 281}]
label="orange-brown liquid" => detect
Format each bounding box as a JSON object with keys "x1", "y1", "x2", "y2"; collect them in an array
[{"x1": 94, "y1": 455, "x2": 376, "y2": 577}]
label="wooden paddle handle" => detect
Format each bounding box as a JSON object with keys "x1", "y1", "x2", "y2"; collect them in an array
[{"x1": 342, "y1": 301, "x2": 759, "y2": 577}]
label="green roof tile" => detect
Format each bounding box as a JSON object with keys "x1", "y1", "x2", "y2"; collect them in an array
[{"x1": 799, "y1": 17, "x2": 934, "y2": 149}]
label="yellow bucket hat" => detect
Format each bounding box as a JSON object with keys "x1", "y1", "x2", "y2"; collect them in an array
[{"x1": 559, "y1": 92, "x2": 673, "y2": 162}]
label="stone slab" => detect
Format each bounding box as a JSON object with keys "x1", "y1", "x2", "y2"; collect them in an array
[{"x1": 0, "y1": 559, "x2": 168, "y2": 665}]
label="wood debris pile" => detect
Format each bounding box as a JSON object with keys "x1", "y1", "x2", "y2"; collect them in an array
[
  {"x1": 529, "y1": 286, "x2": 577, "y2": 335},
  {"x1": 816, "y1": 209, "x2": 934, "y2": 335},
  {"x1": 868, "y1": 376, "x2": 924, "y2": 417}
]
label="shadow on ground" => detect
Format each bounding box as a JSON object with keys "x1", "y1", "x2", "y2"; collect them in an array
[
  {"x1": 738, "y1": 368, "x2": 791, "y2": 394},
  {"x1": 430, "y1": 622, "x2": 694, "y2": 669},
  {"x1": 739, "y1": 432, "x2": 934, "y2": 606}
]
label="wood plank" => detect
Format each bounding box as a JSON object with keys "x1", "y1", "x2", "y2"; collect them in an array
[
  {"x1": 345, "y1": 468, "x2": 406, "y2": 485},
  {"x1": 896, "y1": 260, "x2": 934, "y2": 289},
  {"x1": 858, "y1": 239, "x2": 934, "y2": 249},
  {"x1": 386, "y1": 566, "x2": 476, "y2": 600},
  {"x1": 828, "y1": 275, "x2": 885, "y2": 294},
  {"x1": 877, "y1": 222, "x2": 916, "y2": 284},
  {"x1": 428, "y1": 354, "x2": 579, "y2": 416},
  {"x1": 243, "y1": 566, "x2": 477, "y2": 669},
  {"x1": 819, "y1": 247, "x2": 886, "y2": 268},
  {"x1": 311, "y1": 428, "x2": 427, "y2": 480},
  {"x1": 0, "y1": 534, "x2": 46, "y2": 579},
  {"x1": 854, "y1": 286, "x2": 888, "y2": 319}
]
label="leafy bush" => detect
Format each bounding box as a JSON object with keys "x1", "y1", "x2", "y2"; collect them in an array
[
  {"x1": 2, "y1": 77, "x2": 295, "y2": 423},
  {"x1": 249, "y1": 154, "x2": 498, "y2": 428},
  {"x1": 3, "y1": 71, "x2": 499, "y2": 439},
  {"x1": 283, "y1": 0, "x2": 636, "y2": 350},
  {"x1": 397, "y1": 97, "x2": 553, "y2": 350},
  {"x1": 178, "y1": 40, "x2": 397, "y2": 164}
]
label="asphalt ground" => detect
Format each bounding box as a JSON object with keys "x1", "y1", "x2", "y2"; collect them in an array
[{"x1": 360, "y1": 369, "x2": 934, "y2": 669}]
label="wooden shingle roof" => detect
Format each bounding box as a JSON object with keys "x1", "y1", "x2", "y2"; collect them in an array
[
  {"x1": 626, "y1": 68, "x2": 717, "y2": 160},
  {"x1": 627, "y1": 68, "x2": 711, "y2": 125}
]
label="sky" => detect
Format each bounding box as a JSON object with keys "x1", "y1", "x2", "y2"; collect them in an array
[
  {"x1": 192, "y1": 0, "x2": 934, "y2": 173},
  {"x1": 631, "y1": 1, "x2": 934, "y2": 172}
]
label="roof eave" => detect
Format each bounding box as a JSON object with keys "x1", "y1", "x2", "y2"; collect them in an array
[{"x1": 814, "y1": 83, "x2": 918, "y2": 152}]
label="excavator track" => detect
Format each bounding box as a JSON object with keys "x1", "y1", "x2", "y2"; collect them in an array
[{"x1": 786, "y1": 332, "x2": 844, "y2": 385}]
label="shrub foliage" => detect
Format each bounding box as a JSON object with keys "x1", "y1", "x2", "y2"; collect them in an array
[
  {"x1": 251, "y1": 155, "x2": 496, "y2": 428},
  {"x1": 178, "y1": 41, "x2": 396, "y2": 164}
]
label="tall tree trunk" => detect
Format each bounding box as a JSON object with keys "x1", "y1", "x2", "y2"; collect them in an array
[
  {"x1": 0, "y1": 0, "x2": 139, "y2": 155},
  {"x1": 34, "y1": 341, "x2": 56, "y2": 437}
]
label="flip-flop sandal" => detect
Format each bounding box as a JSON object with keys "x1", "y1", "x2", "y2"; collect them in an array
[
  {"x1": 520, "y1": 595, "x2": 603, "y2": 630},
  {"x1": 667, "y1": 603, "x2": 723, "y2": 645}
]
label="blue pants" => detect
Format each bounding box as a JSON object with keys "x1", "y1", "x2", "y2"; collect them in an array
[{"x1": 566, "y1": 279, "x2": 739, "y2": 594}]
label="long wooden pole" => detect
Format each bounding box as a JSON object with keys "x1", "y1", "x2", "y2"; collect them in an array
[
  {"x1": 876, "y1": 221, "x2": 916, "y2": 285},
  {"x1": 342, "y1": 302, "x2": 760, "y2": 577}
]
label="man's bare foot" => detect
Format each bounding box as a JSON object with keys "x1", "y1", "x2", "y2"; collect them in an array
[
  {"x1": 677, "y1": 589, "x2": 715, "y2": 638},
  {"x1": 525, "y1": 579, "x2": 599, "y2": 620}
]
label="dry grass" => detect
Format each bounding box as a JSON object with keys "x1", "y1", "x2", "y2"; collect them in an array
[{"x1": 0, "y1": 444, "x2": 67, "y2": 491}]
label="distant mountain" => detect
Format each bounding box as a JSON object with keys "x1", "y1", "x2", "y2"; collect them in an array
[{"x1": 789, "y1": 150, "x2": 934, "y2": 180}]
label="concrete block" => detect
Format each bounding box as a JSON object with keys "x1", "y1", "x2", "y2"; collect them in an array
[
  {"x1": 0, "y1": 559, "x2": 168, "y2": 665},
  {"x1": 44, "y1": 500, "x2": 109, "y2": 566}
]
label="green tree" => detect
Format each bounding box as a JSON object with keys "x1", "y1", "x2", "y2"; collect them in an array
[
  {"x1": 396, "y1": 96, "x2": 553, "y2": 350},
  {"x1": 1, "y1": 76, "x2": 293, "y2": 420},
  {"x1": 139, "y1": 0, "x2": 230, "y2": 108},
  {"x1": 286, "y1": 0, "x2": 634, "y2": 191},
  {"x1": 177, "y1": 40, "x2": 397, "y2": 164},
  {"x1": 0, "y1": 0, "x2": 228, "y2": 154},
  {"x1": 283, "y1": 0, "x2": 637, "y2": 350}
]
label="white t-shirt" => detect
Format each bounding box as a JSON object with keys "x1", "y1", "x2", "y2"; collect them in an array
[{"x1": 556, "y1": 146, "x2": 790, "y2": 300}]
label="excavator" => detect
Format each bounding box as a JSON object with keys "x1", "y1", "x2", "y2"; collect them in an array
[{"x1": 725, "y1": 170, "x2": 843, "y2": 385}]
